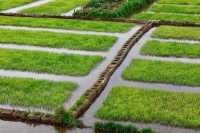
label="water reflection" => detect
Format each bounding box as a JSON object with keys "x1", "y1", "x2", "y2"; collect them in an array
[
  {"x1": 0, "y1": 120, "x2": 94, "y2": 133},
  {"x1": 0, "y1": 120, "x2": 67, "y2": 133}
]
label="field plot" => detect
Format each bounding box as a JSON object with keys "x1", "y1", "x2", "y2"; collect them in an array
[
  {"x1": 97, "y1": 86, "x2": 200, "y2": 128},
  {"x1": 0, "y1": 0, "x2": 89, "y2": 15},
  {"x1": 0, "y1": 16, "x2": 133, "y2": 32},
  {"x1": 0, "y1": 0, "x2": 35, "y2": 11},
  {"x1": 0, "y1": 77, "x2": 77, "y2": 111},
  {"x1": 74, "y1": 0, "x2": 154, "y2": 18},
  {"x1": 81, "y1": 25, "x2": 200, "y2": 133},
  {"x1": 22, "y1": 0, "x2": 89, "y2": 15},
  {"x1": 0, "y1": 15, "x2": 139, "y2": 120},
  {"x1": 133, "y1": 0, "x2": 200, "y2": 23}
]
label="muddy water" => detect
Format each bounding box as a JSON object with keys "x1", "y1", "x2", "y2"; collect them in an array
[
  {"x1": 0, "y1": 120, "x2": 65, "y2": 133},
  {"x1": 0, "y1": 120, "x2": 95, "y2": 133}
]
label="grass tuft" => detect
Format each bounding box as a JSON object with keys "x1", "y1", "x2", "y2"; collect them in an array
[{"x1": 95, "y1": 122, "x2": 154, "y2": 133}]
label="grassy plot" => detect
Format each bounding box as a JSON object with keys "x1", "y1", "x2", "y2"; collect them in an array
[
  {"x1": 141, "y1": 40, "x2": 200, "y2": 58},
  {"x1": 0, "y1": 48, "x2": 103, "y2": 76},
  {"x1": 132, "y1": 0, "x2": 200, "y2": 23},
  {"x1": 0, "y1": 16, "x2": 134, "y2": 33},
  {"x1": 0, "y1": 77, "x2": 77, "y2": 110},
  {"x1": 122, "y1": 59, "x2": 200, "y2": 86},
  {"x1": 22, "y1": 0, "x2": 89, "y2": 15},
  {"x1": 152, "y1": 26, "x2": 200, "y2": 41},
  {"x1": 0, "y1": 28, "x2": 117, "y2": 51},
  {"x1": 95, "y1": 122, "x2": 154, "y2": 133},
  {"x1": 75, "y1": 0, "x2": 154, "y2": 18},
  {"x1": 158, "y1": 0, "x2": 200, "y2": 5},
  {"x1": 97, "y1": 86, "x2": 200, "y2": 128},
  {"x1": 133, "y1": 12, "x2": 200, "y2": 23},
  {"x1": 0, "y1": 0, "x2": 35, "y2": 11},
  {"x1": 151, "y1": 4, "x2": 200, "y2": 14}
]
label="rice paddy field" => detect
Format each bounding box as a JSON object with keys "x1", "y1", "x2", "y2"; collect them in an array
[
  {"x1": 0, "y1": 0, "x2": 200, "y2": 133},
  {"x1": 0, "y1": 15, "x2": 137, "y2": 111},
  {"x1": 132, "y1": 0, "x2": 200, "y2": 23},
  {"x1": 93, "y1": 25, "x2": 200, "y2": 133}
]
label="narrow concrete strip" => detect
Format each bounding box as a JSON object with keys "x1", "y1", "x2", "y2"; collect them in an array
[
  {"x1": 61, "y1": 6, "x2": 82, "y2": 16},
  {"x1": 0, "y1": 25, "x2": 122, "y2": 37},
  {"x1": 1, "y1": 0, "x2": 53, "y2": 13},
  {"x1": 0, "y1": 43, "x2": 107, "y2": 57},
  {"x1": 116, "y1": 79, "x2": 200, "y2": 93},
  {"x1": 0, "y1": 69, "x2": 83, "y2": 82},
  {"x1": 136, "y1": 55, "x2": 200, "y2": 64},
  {"x1": 151, "y1": 38, "x2": 200, "y2": 44}
]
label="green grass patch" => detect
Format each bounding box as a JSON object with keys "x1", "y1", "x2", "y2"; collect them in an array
[
  {"x1": 0, "y1": 77, "x2": 77, "y2": 110},
  {"x1": 152, "y1": 26, "x2": 200, "y2": 41},
  {"x1": 0, "y1": 48, "x2": 103, "y2": 76},
  {"x1": 158, "y1": 0, "x2": 200, "y2": 5},
  {"x1": 122, "y1": 59, "x2": 200, "y2": 86},
  {"x1": 75, "y1": 0, "x2": 154, "y2": 18},
  {"x1": 141, "y1": 40, "x2": 200, "y2": 58},
  {"x1": 151, "y1": 3, "x2": 200, "y2": 14},
  {"x1": 0, "y1": 16, "x2": 134, "y2": 33},
  {"x1": 22, "y1": 0, "x2": 89, "y2": 15},
  {"x1": 0, "y1": 0, "x2": 35, "y2": 11},
  {"x1": 97, "y1": 86, "x2": 200, "y2": 128},
  {"x1": 69, "y1": 95, "x2": 86, "y2": 113},
  {"x1": 55, "y1": 107, "x2": 81, "y2": 126},
  {"x1": 133, "y1": 12, "x2": 200, "y2": 23},
  {"x1": 95, "y1": 122, "x2": 154, "y2": 133},
  {"x1": 0, "y1": 28, "x2": 117, "y2": 51}
]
